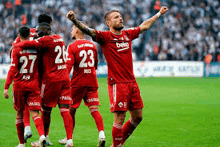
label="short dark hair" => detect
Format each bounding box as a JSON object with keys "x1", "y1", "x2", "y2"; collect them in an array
[
  {"x1": 38, "y1": 14, "x2": 52, "y2": 24},
  {"x1": 19, "y1": 26, "x2": 30, "y2": 39},
  {"x1": 104, "y1": 10, "x2": 120, "y2": 21},
  {"x1": 36, "y1": 22, "x2": 51, "y2": 37}
]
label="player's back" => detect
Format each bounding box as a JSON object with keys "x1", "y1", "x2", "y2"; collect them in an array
[
  {"x1": 38, "y1": 34, "x2": 69, "y2": 83},
  {"x1": 67, "y1": 39, "x2": 98, "y2": 87},
  {"x1": 13, "y1": 47, "x2": 40, "y2": 91}
]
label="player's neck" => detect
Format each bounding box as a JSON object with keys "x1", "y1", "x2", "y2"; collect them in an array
[
  {"x1": 20, "y1": 37, "x2": 29, "y2": 42},
  {"x1": 76, "y1": 34, "x2": 84, "y2": 40},
  {"x1": 110, "y1": 28, "x2": 122, "y2": 35}
]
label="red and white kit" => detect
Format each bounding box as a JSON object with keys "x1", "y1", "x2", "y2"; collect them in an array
[
  {"x1": 66, "y1": 39, "x2": 99, "y2": 108},
  {"x1": 5, "y1": 47, "x2": 41, "y2": 111},
  {"x1": 93, "y1": 27, "x2": 144, "y2": 112},
  {"x1": 14, "y1": 34, "x2": 72, "y2": 107}
]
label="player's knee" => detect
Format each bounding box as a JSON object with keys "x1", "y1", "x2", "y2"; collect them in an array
[
  {"x1": 115, "y1": 111, "x2": 126, "y2": 123},
  {"x1": 16, "y1": 110, "x2": 23, "y2": 118}
]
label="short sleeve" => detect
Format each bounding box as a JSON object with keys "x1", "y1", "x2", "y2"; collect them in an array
[
  {"x1": 125, "y1": 27, "x2": 140, "y2": 41},
  {"x1": 92, "y1": 30, "x2": 109, "y2": 45},
  {"x1": 66, "y1": 44, "x2": 75, "y2": 65}
]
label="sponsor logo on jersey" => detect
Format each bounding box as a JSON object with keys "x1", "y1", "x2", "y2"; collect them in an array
[
  {"x1": 60, "y1": 96, "x2": 71, "y2": 100},
  {"x1": 53, "y1": 38, "x2": 64, "y2": 42},
  {"x1": 84, "y1": 69, "x2": 91, "y2": 73},
  {"x1": 57, "y1": 64, "x2": 66, "y2": 70},
  {"x1": 19, "y1": 50, "x2": 37, "y2": 54},
  {"x1": 87, "y1": 98, "x2": 99, "y2": 102},
  {"x1": 116, "y1": 42, "x2": 129, "y2": 52},
  {"x1": 22, "y1": 75, "x2": 30, "y2": 80},
  {"x1": 115, "y1": 138, "x2": 123, "y2": 141},
  {"x1": 29, "y1": 102, "x2": 41, "y2": 106},
  {"x1": 78, "y1": 43, "x2": 93, "y2": 48}
]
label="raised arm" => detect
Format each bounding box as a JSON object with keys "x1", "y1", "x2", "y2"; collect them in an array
[
  {"x1": 139, "y1": 6, "x2": 168, "y2": 34},
  {"x1": 66, "y1": 11, "x2": 96, "y2": 39}
]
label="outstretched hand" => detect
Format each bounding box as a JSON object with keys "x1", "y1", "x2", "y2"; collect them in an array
[
  {"x1": 159, "y1": 6, "x2": 169, "y2": 15},
  {"x1": 66, "y1": 11, "x2": 76, "y2": 21}
]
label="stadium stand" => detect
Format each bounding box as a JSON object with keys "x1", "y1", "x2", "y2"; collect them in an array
[{"x1": 0, "y1": 0, "x2": 219, "y2": 63}]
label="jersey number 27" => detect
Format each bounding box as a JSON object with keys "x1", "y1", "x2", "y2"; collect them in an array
[{"x1": 20, "y1": 55, "x2": 37, "y2": 74}]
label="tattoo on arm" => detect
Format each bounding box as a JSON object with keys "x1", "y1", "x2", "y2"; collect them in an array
[{"x1": 72, "y1": 19, "x2": 96, "y2": 39}]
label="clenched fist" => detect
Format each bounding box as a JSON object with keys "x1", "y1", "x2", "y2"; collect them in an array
[
  {"x1": 3, "y1": 89, "x2": 9, "y2": 99},
  {"x1": 159, "y1": 6, "x2": 169, "y2": 15},
  {"x1": 66, "y1": 11, "x2": 76, "y2": 21}
]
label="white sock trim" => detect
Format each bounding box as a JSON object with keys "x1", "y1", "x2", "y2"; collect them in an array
[{"x1": 99, "y1": 130, "x2": 106, "y2": 139}]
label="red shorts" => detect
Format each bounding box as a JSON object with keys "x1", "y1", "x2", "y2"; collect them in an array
[
  {"x1": 108, "y1": 82, "x2": 144, "y2": 113},
  {"x1": 71, "y1": 86, "x2": 99, "y2": 109},
  {"x1": 41, "y1": 81, "x2": 72, "y2": 107},
  {"x1": 13, "y1": 90, "x2": 41, "y2": 111}
]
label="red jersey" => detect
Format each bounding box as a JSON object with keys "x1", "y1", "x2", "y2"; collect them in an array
[
  {"x1": 66, "y1": 39, "x2": 98, "y2": 87},
  {"x1": 14, "y1": 34, "x2": 69, "y2": 83},
  {"x1": 93, "y1": 27, "x2": 140, "y2": 84},
  {"x1": 12, "y1": 28, "x2": 36, "y2": 45},
  {"x1": 4, "y1": 47, "x2": 40, "y2": 91}
]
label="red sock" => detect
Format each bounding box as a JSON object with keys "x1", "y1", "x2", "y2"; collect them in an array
[
  {"x1": 112, "y1": 123, "x2": 123, "y2": 147},
  {"x1": 122, "y1": 119, "x2": 138, "y2": 144},
  {"x1": 89, "y1": 108, "x2": 104, "y2": 132},
  {"x1": 41, "y1": 109, "x2": 51, "y2": 136},
  {"x1": 23, "y1": 106, "x2": 30, "y2": 127},
  {"x1": 60, "y1": 108, "x2": 73, "y2": 140},
  {"x1": 33, "y1": 115, "x2": 45, "y2": 136},
  {"x1": 70, "y1": 109, "x2": 76, "y2": 131},
  {"x1": 16, "y1": 118, "x2": 25, "y2": 144}
]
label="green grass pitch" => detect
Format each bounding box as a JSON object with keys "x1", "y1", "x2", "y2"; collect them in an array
[{"x1": 0, "y1": 77, "x2": 220, "y2": 147}]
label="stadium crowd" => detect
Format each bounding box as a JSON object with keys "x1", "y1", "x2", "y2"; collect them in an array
[{"x1": 0, "y1": 0, "x2": 219, "y2": 63}]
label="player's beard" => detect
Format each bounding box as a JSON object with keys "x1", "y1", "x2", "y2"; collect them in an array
[
  {"x1": 72, "y1": 36, "x2": 76, "y2": 40},
  {"x1": 114, "y1": 25, "x2": 124, "y2": 31}
]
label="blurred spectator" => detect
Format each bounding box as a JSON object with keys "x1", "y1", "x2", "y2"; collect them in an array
[{"x1": 158, "y1": 50, "x2": 167, "y2": 60}]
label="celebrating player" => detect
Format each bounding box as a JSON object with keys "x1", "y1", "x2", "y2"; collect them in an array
[
  {"x1": 58, "y1": 22, "x2": 106, "y2": 147},
  {"x1": 67, "y1": 6, "x2": 168, "y2": 147},
  {"x1": 3, "y1": 26, "x2": 47, "y2": 147},
  {"x1": 14, "y1": 22, "x2": 74, "y2": 147},
  {"x1": 10, "y1": 13, "x2": 54, "y2": 145}
]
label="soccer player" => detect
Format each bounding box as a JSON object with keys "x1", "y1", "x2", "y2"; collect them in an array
[
  {"x1": 14, "y1": 22, "x2": 74, "y2": 147},
  {"x1": 66, "y1": 6, "x2": 168, "y2": 147},
  {"x1": 11, "y1": 14, "x2": 54, "y2": 145},
  {"x1": 58, "y1": 23, "x2": 106, "y2": 147},
  {"x1": 3, "y1": 26, "x2": 47, "y2": 147}
]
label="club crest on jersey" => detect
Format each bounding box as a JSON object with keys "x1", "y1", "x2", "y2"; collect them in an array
[{"x1": 118, "y1": 102, "x2": 127, "y2": 108}]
